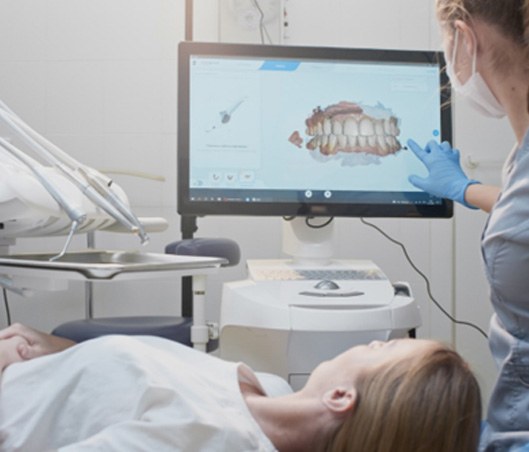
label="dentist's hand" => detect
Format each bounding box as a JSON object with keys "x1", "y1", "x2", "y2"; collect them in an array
[{"x1": 407, "y1": 139, "x2": 480, "y2": 209}]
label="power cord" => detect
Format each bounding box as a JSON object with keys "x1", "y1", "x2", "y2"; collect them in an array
[
  {"x1": 251, "y1": 0, "x2": 273, "y2": 44},
  {"x1": 360, "y1": 217, "x2": 488, "y2": 340},
  {"x1": 282, "y1": 216, "x2": 335, "y2": 229},
  {"x1": 305, "y1": 216, "x2": 334, "y2": 229},
  {"x1": 2, "y1": 288, "x2": 11, "y2": 326},
  {"x1": 282, "y1": 215, "x2": 488, "y2": 339}
]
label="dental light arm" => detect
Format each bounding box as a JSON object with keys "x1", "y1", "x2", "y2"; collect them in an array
[{"x1": 0, "y1": 101, "x2": 149, "y2": 244}]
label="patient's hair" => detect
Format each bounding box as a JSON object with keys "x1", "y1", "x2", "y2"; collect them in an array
[{"x1": 323, "y1": 344, "x2": 482, "y2": 452}]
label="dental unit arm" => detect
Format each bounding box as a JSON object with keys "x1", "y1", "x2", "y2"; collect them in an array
[{"x1": 0, "y1": 101, "x2": 167, "y2": 260}]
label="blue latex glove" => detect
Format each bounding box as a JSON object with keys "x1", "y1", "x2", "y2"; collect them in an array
[{"x1": 407, "y1": 139, "x2": 481, "y2": 209}]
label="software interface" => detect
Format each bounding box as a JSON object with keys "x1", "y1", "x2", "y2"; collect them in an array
[{"x1": 188, "y1": 54, "x2": 443, "y2": 206}]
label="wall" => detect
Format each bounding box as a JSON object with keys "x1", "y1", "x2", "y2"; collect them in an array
[
  {"x1": 0, "y1": 0, "x2": 189, "y2": 329},
  {"x1": 0, "y1": 0, "x2": 280, "y2": 334},
  {"x1": 0, "y1": 0, "x2": 507, "y2": 405}
]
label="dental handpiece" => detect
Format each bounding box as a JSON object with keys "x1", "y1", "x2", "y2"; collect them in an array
[
  {"x1": 0, "y1": 103, "x2": 147, "y2": 242},
  {"x1": 0, "y1": 137, "x2": 87, "y2": 226},
  {"x1": 78, "y1": 167, "x2": 149, "y2": 244},
  {"x1": 0, "y1": 274, "x2": 32, "y2": 297}
]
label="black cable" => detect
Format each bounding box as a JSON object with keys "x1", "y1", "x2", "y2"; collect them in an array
[
  {"x1": 2, "y1": 288, "x2": 11, "y2": 327},
  {"x1": 305, "y1": 216, "x2": 334, "y2": 229},
  {"x1": 359, "y1": 217, "x2": 489, "y2": 340},
  {"x1": 282, "y1": 216, "x2": 334, "y2": 229}
]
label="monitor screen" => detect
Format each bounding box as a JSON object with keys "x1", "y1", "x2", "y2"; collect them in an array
[{"x1": 178, "y1": 42, "x2": 452, "y2": 218}]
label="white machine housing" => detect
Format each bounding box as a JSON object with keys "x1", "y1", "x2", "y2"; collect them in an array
[{"x1": 220, "y1": 259, "x2": 421, "y2": 390}]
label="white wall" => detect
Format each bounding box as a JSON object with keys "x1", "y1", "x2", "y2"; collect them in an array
[
  {"x1": 0, "y1": 0, "x2": 189, "y2": 329},
  {"x1": 0, "y1": 0, "x2": 279, "y2": 333},
  {"x1": 0, "y1": 0, "x2": 507, "y2": 405}
]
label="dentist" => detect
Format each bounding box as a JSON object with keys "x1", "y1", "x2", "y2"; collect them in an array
[{"x1": 408, "y1": 1, "x2": 529, "y2": 450}]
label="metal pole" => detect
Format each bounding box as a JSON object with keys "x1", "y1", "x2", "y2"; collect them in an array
[
  {"x1": 181, "y1": 215, "x2": 198, "y2": 317},
  {"x1": 181, "y1": 0, "x2": 195, "y2": 318},
  {"x1": 85, "y1": 231, "x2": 96, "y2": 319},
  {"x1": 185, "y1": 0, "x2": 193, "y2": 41}
]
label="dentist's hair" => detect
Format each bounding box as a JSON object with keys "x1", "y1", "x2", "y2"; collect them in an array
[
  {"x1": 435, "y1": 0, "x2": 529, "y2": 111},
  {"x1": 436, "y1": 0, "x2": 528, "y2": 42},
  {"x1": 323, "y1": 345, "x2": 482, "y2": 452}
]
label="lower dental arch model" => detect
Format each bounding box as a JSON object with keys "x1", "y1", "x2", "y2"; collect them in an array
[{"x1": 290, "y1": 101, "x2": 403, "y2": 159}]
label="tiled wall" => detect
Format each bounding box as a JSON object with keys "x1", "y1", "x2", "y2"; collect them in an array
[
  {"x1": 0, "y1": 0, "x2": 282, "y2": 332},
  {"x1": 0, "y1": 0, "x2": 189, "y2": 328},
  {"x1": 0, "y1": 0, "x2": 183, "y2": 210}
]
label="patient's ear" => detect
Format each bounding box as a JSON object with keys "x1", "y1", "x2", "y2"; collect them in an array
[{"x1": 322, "y1": 387, "x2": 357, "y2": 414}]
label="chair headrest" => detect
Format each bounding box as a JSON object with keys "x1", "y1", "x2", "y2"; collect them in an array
[{"x1": 165, "y1": 238, "x2": 241, "y2": 267}]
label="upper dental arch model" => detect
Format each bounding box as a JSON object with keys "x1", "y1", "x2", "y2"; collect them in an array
[{"x1": 290, "y1": 101, "x2": 403, "y2": 159}]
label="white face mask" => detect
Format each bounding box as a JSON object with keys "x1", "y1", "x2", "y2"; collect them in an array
[{"x1": 445, "y1": 29, "x2": 506, "y2": 118}]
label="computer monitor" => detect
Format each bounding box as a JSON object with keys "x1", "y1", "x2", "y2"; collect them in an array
[{"x1": 178, "y1": 41, "x2": 452, "y2": 221}]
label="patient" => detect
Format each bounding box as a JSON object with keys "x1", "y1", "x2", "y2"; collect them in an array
[{"x1": 0, "y1": 323, "x2": 481, "y2": 452}]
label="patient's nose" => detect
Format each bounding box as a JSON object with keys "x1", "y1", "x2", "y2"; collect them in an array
[{"x1": 368, "y1": 340, "x2": 384, "y2": 349}]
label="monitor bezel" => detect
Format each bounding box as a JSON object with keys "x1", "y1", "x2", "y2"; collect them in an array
[{"x1": 178, "y1": 41, "x2": 453, "y2": 219}]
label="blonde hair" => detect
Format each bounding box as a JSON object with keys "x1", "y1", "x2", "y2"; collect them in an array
[
  {"x1": 436, "y1": 0, "x2": 527, "y2": 40},
  {"x1": 323, "y1": 345, "x2": 481, "y2": 452},
  {"x1": 436, "y1": 0, "x2": 529, "y2": 111}
]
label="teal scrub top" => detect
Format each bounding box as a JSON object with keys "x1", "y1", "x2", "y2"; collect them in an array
[{"x1": 480, "y1": 127, "x2": 529, "y2": 451}]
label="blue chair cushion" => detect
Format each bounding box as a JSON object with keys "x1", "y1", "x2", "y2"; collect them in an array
[
  {"x1": 165, "y1": 238, "x2": 240, "y2": 267},
  {"x1": 52, "y1": 316, "x2": 193, "y2": 345}
]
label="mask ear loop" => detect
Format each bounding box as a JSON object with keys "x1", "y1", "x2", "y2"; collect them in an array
[
  {"x1": 451, "y1": 26, "x2": 478, "y2": 77},
  {"x1": 468, "y1": 27, "x2": 478, "y2": 74},
  {"x1": 451, "y1": 28, "x2": 460, "y2": 66}
]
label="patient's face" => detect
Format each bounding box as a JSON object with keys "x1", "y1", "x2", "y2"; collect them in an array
[{"x1": 305, "y1": 338, "x2": 438, "y2": 392}]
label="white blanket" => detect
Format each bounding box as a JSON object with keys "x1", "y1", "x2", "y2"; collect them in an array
[{"x1": 0, "y1": 335, "x2": 286, "y2": 451}]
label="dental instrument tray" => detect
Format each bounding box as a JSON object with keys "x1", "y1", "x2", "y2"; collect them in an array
[{"x1": 0, "y1": 250, "x2": 227, "y2": 280}]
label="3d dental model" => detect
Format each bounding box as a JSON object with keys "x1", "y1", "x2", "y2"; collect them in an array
[{"x1": 291, "y1": 101, "x2": 403, "y2": 158}]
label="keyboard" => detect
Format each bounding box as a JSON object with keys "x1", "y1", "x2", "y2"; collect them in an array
[{"x1": 250, "y1": 268, "x2": 386, "y2": 281}]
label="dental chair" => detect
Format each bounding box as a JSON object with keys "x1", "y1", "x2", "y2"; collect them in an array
[{"x1": 51, "y1": 238, "x2": 240, "y2": 351}]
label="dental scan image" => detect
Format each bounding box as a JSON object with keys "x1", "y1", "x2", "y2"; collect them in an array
[
  {"x1": 180, "y1": 43, "x2": 451, "y2": 217},
  {"x1": 292, "y1": 100, "x2": 403, "y2": 165}
]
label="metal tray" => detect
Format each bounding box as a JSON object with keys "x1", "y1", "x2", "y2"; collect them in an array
[{"x1": 0, "y1": 250, "x2": 227, "y2": 280}]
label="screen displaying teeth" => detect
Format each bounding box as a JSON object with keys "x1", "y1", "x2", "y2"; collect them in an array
[{"x1": 301, "y1": 101, "x2": 402, "y2": 157}]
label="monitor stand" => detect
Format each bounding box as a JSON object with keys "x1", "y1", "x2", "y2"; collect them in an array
[
  {"x1": 281, "y1": 217, "x2": 335, "y2": 266},
  {"x1": 246, "y1": 217, "x2": 385, "y2": 281}
]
